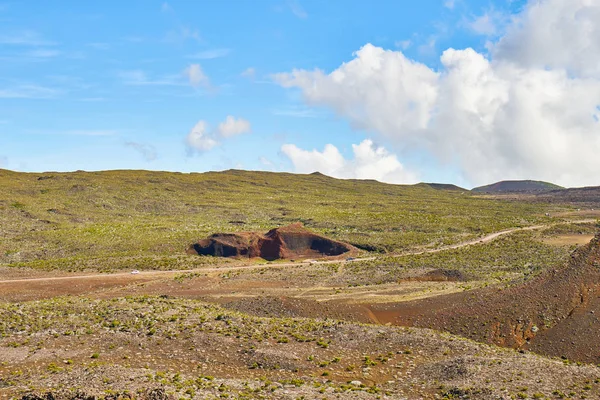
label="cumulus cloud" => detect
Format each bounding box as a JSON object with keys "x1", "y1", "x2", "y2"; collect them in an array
[
  {"x1": 494, "y1": 0, "x2": 600, "y2": 78},
  {"x1": 281, "y1": 140, "x2": 418, "y2": 184},
  {"x1": 186, "y1": 116, "x2": 251, "y2": 154},
  {"x1": 184, "y1": 64, "x2": 209, "y2": 88},
  {"x1": 186, "y1": 121, "x2": 217, "y2": 152},
  {"x1": 217, "y1": 116, "x2": 251, "y2": 137},
  {"x1": 274, "y1": 0, "x2": 600, "y2": 187}
]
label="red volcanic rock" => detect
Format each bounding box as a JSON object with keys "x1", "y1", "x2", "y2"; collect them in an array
[{"x1": 187, "y1": 223, "x2": 356, "y2": 261}]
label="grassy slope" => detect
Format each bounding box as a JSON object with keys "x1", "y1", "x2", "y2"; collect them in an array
[{"x1": 0, "y1": 169, "x2": 561, "y2": 272}]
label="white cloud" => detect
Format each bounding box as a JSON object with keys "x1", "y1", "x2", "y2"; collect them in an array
[
  {"x1": 444, "y1": 0, "x2": 455, "y2": 9},
  {"x1": 241, "y1": 67, "x2": 256, "y2": 79},
  {"x1": 395, "y1": 40, "x2": 412, "y2": 50},
  {"x1": 287, "y1": 0, "x2": 307, "y2": 18},
  {"x1": 0, "y1": 84, "x2": 60, "y2": 99},
  {"x1": 217, "y1": 116, "x2": 251, "y2": 137},
  {"x1": 186, "y1": 115, "x2": 250, "y2": 153},
  {"x1": 24, "y1": 49, "x2": 61, "y2": 58},
  {"x1": 186, "y1": 121, "x2": 217, "y2": 152},
  {"x1": 164, "y1": 27, "x2": 201, "y2": 44},
  {"x1": 187, "y1": 48, "x2": 230, "y2": 60},
  {"x1": 417, "y1": 36, "x2": 437, "y2": 57},
  {"x1": 274, "y1": 45, "x2": 439, "y2": 134},
  {"x1": 184, "y1": 64, "x2": 209, "y2": 88},
  {"x1": 0, "y1": 30, "x2": 56, "y2": 46},
  {"x1": 469, "y1": 13, "x2": 497, "y2": 36},
  {"x1": 494, "y1": 0, "x2": 600, "y2": 78},
  {"x1": 118, "y1": 70, "x2": 182, "y2": 86},
  {"x1": 259, "y1": 156, "x2": 274, "y2": 167},
  {"x1": 274, "y1": 0, "x2": 600, "y2": 187},
  {"x1": 281, "y1": 139, "x2": 418, "y2": 184}
]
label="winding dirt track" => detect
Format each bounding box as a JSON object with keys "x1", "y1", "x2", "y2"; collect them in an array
[{"x1": 0, "y1": 219, "x2": 594, "y2": 287}]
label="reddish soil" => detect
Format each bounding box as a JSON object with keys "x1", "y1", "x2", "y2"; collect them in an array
[
  {"x1": 0, "y1": 273, "x2": 159, "y2": 302},
  {"x1": 372, "y1": 231, "x2": 600, "y2": 363},
  {"x1": 187, "y1": 223, "x2": 357, "y2": 260}
]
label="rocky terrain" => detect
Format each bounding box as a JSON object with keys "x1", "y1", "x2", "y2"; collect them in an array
[
  {"x1": 377, "y1": 231, "x2": 600, "y2": 364},
  {"x1": 3, "y1": 296, "x2": 600, "y2": 400},
  {"x1": 187, "y1": 223, "x2": 356, "y2": 260},
  {"x1": 1, "y1": 169, "x2": 600, "y2": 399}
]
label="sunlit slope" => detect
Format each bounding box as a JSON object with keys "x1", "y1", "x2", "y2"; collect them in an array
[{"x1": 0, "y1": 169, "x2": 556, "y2": 271}]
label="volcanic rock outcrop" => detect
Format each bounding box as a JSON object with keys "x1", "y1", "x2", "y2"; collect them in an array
[
  {"x1": 383, "y1": 230, "x2": 600, "y2": 363},
  {"x1": 187, "y1": 223, "x2": 356, "y2": 261}
]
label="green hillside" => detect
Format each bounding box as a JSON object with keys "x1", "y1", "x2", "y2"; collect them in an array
[{"x1": 0, "y1": 169, "x2": 557, "y2": 272}]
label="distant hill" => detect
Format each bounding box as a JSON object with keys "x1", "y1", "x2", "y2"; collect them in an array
[
  {"x1": 472, "y1": 180, "x2": 563, "y2": 193},
  {"x1": 535, "y1": 185, "x2": 600, "y2": 205},
  {"x1": 421, "y1": 182, "x2": 468, "y2": 191}
]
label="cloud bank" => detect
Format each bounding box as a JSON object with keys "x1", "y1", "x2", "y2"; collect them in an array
[
  {"x1": 281, "y1": 140, "x2": 418, "y2": 184},
  {"x1": 275, "y1": 0, "x2": 600, "y2": 187}
]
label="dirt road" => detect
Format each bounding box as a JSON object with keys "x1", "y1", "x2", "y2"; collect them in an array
[{"x1": 0, "y1": 219, "x2": 595, "y2": 289}]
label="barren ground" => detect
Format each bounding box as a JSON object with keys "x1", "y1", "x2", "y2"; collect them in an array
[{"x1": 2, "y1": 170, "x2": 600, "y2": 399}]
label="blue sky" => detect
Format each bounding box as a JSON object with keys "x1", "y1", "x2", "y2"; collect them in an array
[{"x1": 2, "y1": 0, "x2": 598, "y2": 188}]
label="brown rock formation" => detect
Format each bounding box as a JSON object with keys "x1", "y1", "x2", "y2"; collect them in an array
[{"x1": 187, "y1": 223, "x2": 356, "y2": 261}]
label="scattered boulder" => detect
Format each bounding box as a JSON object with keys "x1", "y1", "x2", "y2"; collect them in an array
[
  {"x1": 188, "y1": 223, "x2": 356, "y2": 261},
  {"x1": 20, "y1": 389, "x2": 170, "y2": 400}
]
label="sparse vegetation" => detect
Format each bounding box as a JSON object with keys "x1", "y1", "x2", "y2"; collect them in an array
[
  {"x1": 1, "y1": 169, "x2": 599, "y2": 399},
  {"x1": 0, "y1": 169, "x2": 566, "y2": 273}
]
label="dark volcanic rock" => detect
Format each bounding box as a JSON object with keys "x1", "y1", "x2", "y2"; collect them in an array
[
  {"x1": 187, "y1": 223, "x2": 356, "y2": 260},
  {"x1": 472, "y1": 180, "x2": 563, "y2": 193}
]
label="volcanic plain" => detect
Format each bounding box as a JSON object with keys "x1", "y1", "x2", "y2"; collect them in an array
[{"x1": 2, "y1": 169, "x2": 600, "y2": 399}]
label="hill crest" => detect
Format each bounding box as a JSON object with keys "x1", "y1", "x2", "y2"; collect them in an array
[{"x1": 472, "y1": 179, "x2": 563, "y2": 193}]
